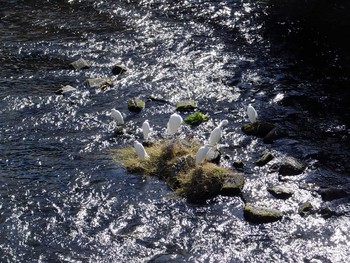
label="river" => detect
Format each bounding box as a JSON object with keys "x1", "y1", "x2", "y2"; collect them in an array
[{"x1": 0, "y1": 0, "x2": 349, "y2": 262}]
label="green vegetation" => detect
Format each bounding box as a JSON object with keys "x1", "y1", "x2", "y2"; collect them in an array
[{"x1": 184, "y1": 111, "x2": 209, "y2": 126}]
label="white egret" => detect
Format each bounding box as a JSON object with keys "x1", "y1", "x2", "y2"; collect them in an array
[
  {"x1": 142, "y1": 120, "x2": 152, "y2": 141},
  {"x1": 110, "y1": 109, "x2": 124, "y2": 125},
  {"x1": 195, "y1": 144, "x2": 210, "y2": 166},
  {"x1": 247, "y1": 104, "x2": 258, "y2": 123},
  {"x1": 134, "y1": 140, "x2": 149, "y2": 160},
  {"x1": 167, "y1": 113, "x2": 183, "y2": 136},
  {"x1": 208, "y1": 119, "x2": 228, "y2": 148}
]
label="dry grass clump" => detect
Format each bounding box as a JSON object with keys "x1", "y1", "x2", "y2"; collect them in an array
[{"x1": 112, "y1": 139, "x2": 243, "y2": 203}]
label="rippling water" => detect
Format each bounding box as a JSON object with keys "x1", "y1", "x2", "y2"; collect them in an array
[{"x1": 1, "y1": 0, "x2": 349, "y2": 262}]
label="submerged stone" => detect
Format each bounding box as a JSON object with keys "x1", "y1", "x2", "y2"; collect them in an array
[
  {"x1": 175, "y1": 100, "x2": 197, "y2": 111},
  {"x1": 220, "y1": 170, "x2": 245, "y2": 196},
  {"x1": 241, "y1": 120, "x2": 275, "y2": 137},
  {"x1": 69, "y1": 58, "x2": 91, "y2": 70},
  {"x1": 243, "y1": 204, "x2": 283, "y2": 224},
  {"x1": 268, "y1": 185, "x2": 294, "y2": 200},
  {"x1": 255, "y1": 152, "x2": 274, "y2": 166},
  {"x1": 278, "y1": 156, "x2": 306, "y2": 176},
  {"x1": 111, "y1": 64, "x2": 128, "y2": 75},
  {"x1": 128, "y1": 98, "x2": 145, "y2": 113},
  {"x1": 317, "y1": 187, "x2": 349, "y2": 201}
]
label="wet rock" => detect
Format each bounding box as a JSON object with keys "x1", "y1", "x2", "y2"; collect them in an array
[
  {"x1": 220, "y1": 170, "x2": 245, "y2": 196},
  {"x1": 278, "y1": 156, "x2": 306, "y2": 176},
  {"x1": 263, "y1": 127, "x2": 287, "y2": 143},
  {"x1": 243, "y1": 204, "x2": 283, "y2": 224},
  {"x1": 255, "y1": 152, "x2": 274, "y2": 166},
  {"x1": 114, "y1": 126, "x2": 126, "y2": 135},
  {"x1": 111, "y1": 64, "x2": 128, "y2": 75},
  {"x1": 127, "y1": 97, "x2": 145, "y2": 113},
  {"x1": 175, "y1": 100, "x2": 197, "y2": 112},
  {"x1": 319, "y1": 206, "x2": 337, "y2": 219},
  {"x1": 241, "y1": 120, "x2": 275, "y2": 137},
  {"x1": 268, "y1": 185, "x2": 294, "y2": 199},
  {"x1": 298, "y1": 202, "x2": 314, "y2": 217},
  {"x1": 55, "y1": 85, "x2": 76, "y2": 95},
  {"x1": 69, "y1": 58, "x2": 91, "y2": 70},
  {"x1": 233, "y1": 160, "x2": 244, "y2": 169},
  {"x1": 317, "y1": 187, "x2": 349, "y2": 201},
  {"x1": 86, "y1": 78, "x2": 113, "y2": 89}
]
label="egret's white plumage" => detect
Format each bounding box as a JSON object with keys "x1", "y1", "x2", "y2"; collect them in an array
[
  {"x1": 110, "y1": 109, "x2": 124, "y2": 125},
  {"x1": 195, "y1": 144, "x2": 210, "y2": 166},
  {"x1": 247, "y1": 104, "x2": 258, "y2": 123},
  {"x1": 208, "y1": 119, "x2": 228, "y2": 147},
  {"x1": 167, "y1": 113, "x2": 183, "y2": 135},
  {"x1": 142, "y1": 120, "x2": 151, "y2": 141},
  {"x1": 134, "y1": 140, "x2": 149, "y2": 160}
]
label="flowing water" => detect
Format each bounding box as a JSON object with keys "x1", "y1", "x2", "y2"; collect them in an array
[{"x1": 1, "y1": 0, "x2": 349, "y2": 262}]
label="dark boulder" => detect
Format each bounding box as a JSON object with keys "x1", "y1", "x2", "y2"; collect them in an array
[
  {"x1": 128, "y1": 98, "x2": 145, "y2": 113},
  {"x1": 242, "y1": 120, "x2": 275, "y2": 138},
  {"x1": 111, "y1": 64, "x2": 128, "y2": 75},
  {"x1": 256, "y1": 152, "x2": 274, "y2": 166},
  {"x1": 278, "y1": 156, "x2": 306, "y2": 176},
  {"x1": 220, "y1": 170, "x2": 245, "y2": 196}
]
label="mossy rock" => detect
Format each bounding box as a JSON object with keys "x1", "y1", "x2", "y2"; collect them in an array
[
  {"x1": 69, "y1": 58, "x2": 91, "y2": 70},
  {"x1": 267, "y1": 185, "x2": 294, "y2": 200},
  {"x1": 220, "y1": 170, "x2": 245, "y2": 196},
  {"x1": 255, "y1": 152, "x2": 274, "y2": 166},
  {"x1": 168, "y1": 155, "x2": 195, "y2": 190},
  {"x1": 244, "y1": 204, "x2": 283, "y2": 224},
  {"x1": 241, "y1": 120, "x2": 275, "y2": 137},
  {"x1": 184, "y1": 111, "x2": 209, "y2": 126},
  {"x1": 178, "y1": 163, "x2": 225, "y2": 204},
  {"x1": 298, "y1": 202, "x2": 314, "y2": 217},
  {"x1": 128, "y1": 98, "x2": 145, "y2": 113},
  {"x1": 176, "y1": 100, "x2": 197, "y2": 112}
]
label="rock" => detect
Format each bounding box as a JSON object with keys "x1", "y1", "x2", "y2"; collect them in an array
[
  {"x1": 233, "y1": 160, "x2": 244, "y2": 169},
  {"x1": 69, "y1": 58, "x2": 91, "y2": 70},
  {"x1": 255, "y1": 152, "x2": 274, "y2": 166},
  {"x1": 317, "y1": 187, "x2": 349, "y2": 201},
  {"x1": 111, "y1": 64, "x2": 128, "y2": 75},
  {"x1": 263, "y1": 127, "x2": 287, "y2": 143},
  {"x1": 127, "y1": 97, "x2": 145, "y2": 113},
  {"x1": 220, "y1": 170, "x2": 245, "y2": 196},
  {"x1": 278, "y1": 156, "x2": 306, "y2": 176},
  {"x1": 175, "y1": 100, "x2": 197, "y2": 112},
  {"x1": 86, "y1": 78, "x2": 113, "y2": 89},
  {"x1": 184, "y1": 166, "x2": 223, "y2": 204},
  {"x1": 243, "y1": 204, "x2": 283, "y2": 224},
  {"x1": 319, "y1": 206, "x2": 337, "y2": 219},
  {"x1": 55, "y1": 85, "x2": 76, "y2": 95},
  {"x1": 298, "y1": 202, "x2": 314, "y2": 217},
  {"x1": 241, "y1": 120, "x2": 275, "y2": 137},
  {"x1": 268, "y1": 185, "x2": 294, "y2": 199}
]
